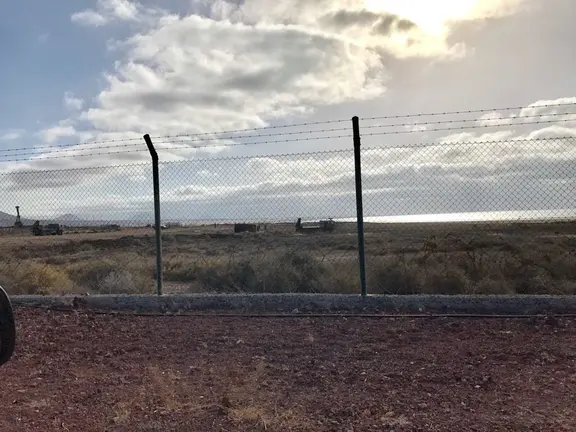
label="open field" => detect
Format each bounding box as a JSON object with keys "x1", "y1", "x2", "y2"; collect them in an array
[
  {"x1": 0, "y1": 220, "x2": 575, "y2": 295},
  {"x1": 1, "y1": 307, "x2": 575, "y2": 431}
]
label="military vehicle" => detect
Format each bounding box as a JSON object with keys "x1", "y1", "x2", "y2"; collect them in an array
[{"x1": 32, "y1": 221, "x2": 63, "y2": 236}]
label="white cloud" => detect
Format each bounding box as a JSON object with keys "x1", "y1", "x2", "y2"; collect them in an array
[
  {"x1": 71, "y1": 10, "x2": 108, "y2": 27},
  {"x1": 71, "y1": 0, "x2": 163, "y2": 27},
  {"x1": 3, "y1": 97, "x2": 576, "y2": 222},
  {"x1": 0, "y1": 130, "x2": 25, "y2": 141},
  {"x1": 438, "y1": 130, "x2": 515, "y2": 144},
  {"x1": 103, "y1": 0, "x2": 139, "y2": 21},
  {"x1": 405, "y1": 124, "x2": 428, "y2": 132},
  {"x1": 63, "y1": 92, "x2": 84, "y2": 111},
  {"x1": 2, "y1": 0, "x2": 574, "y2": 225},
  {"x1": 38, "y1": 123, "x2": 78, "y2": 144},
  {"x1": 436, "y1": 97, "x2": 576, "y2": 144},
  {"x1": 79, "y1": 15, "x2": 388, "y2": 135},
  {"x1": 64, "y1": 0, "x2": 528, "y2": 143},
  {"x1": 15, "y1": 0, "x2": 575, "y2": 221},
  {"x1": 475, "y1": 112, "x2": 512, "y2": 127},
  {"x1": 519, "y1": 97, "x2": 576, "y2": 123}
]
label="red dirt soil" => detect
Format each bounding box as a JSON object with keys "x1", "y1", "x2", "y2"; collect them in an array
[{"x1": 1, "y1": 308, "x2": 575, "y2": 431}]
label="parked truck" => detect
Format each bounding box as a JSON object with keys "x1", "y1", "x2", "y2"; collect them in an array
[
  {"x1": 295, "y1": 217, "x2": 336, "y2": 233},
  {"x1": 32, "y1": 221, "x2": 63, "y2": 236}
]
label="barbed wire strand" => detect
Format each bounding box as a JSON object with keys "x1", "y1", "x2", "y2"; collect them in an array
[
  {"x1": 363, "y1": 111, "x2": 576, "y2": 130},
  {"x1": 4, "y1": 102, "x2": 575, "y2": 153},
  {"x1": 0, "y1": 134, "x2": 354, "y2": 161},
  {"x1": 361, "y1": 118, "x2": 576, "y2": 138},
  {"x1": 148, "y1": 101, "x2": 576, "y2": 139},
  {"x1": 5, "y1": 110, "x2": 572, "y2": 156},
  {"x1": 143, "y1": 111, "x2": 576, "y2": 144},
  {"x1": 0, "y1": 148, "x2": 149, "y2": 163},
  {"x1": 0, "y1": 127, "x2": 356, "y2": 156},
  {"x1": 152, "y1": 118, "x2": 576, "y2": 148},
  {"x1": 1, "y1": 115, "x2": 574, "y2": 161},
  {"x1": 3, "y1": 118, "x2": 351, "y2": 154},
  {"x1": 361, "y1": 136, "x2": 576, "y2": 152},
  {"x1": 0, "y1": 136, "x2": 573, "y2": 174},
  {"x1": 0, "y1": 142, "x2": 146, "y2": 157},
  {"x1": 361, "y1": 101, "x2": 576, "y2": 121}
]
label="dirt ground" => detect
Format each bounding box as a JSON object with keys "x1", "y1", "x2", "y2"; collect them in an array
[{"x1": 1, "y1": 308, "x2": 575, "y2": 431}]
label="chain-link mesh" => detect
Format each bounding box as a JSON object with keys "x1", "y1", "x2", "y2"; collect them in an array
[
  {"x1": 157, "y1": 151, "x2": 359, "y2": 294},
  {"x1": 360, "y1": 136, "x2": 576, "y2": 295},
  {"x1": 1, "y1": 131, "x2": 575, "y2": 297},
  {"x1": 0, "y1": 163, "x2": 157, "y2": 295}
]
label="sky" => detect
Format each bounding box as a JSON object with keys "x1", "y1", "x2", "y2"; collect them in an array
[{"x1": 0, "y1": 0, "x2": 575, "y2": 222}]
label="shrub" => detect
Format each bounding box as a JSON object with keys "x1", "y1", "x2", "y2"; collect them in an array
[
  {"x1": 65, "y1": 255, "x2": 152, "y2": 294},
  {"x1": 177, "y1": 251, "x2": 330, "y2": 293},
  {"x1": 0, "y1": 261, "x2": 74, "y2": 295},
  {"x1": 367, "y1": 256, "x2": 421, "y2": 294},
  {"x1": 100, "y1": 270, "x2": 143, "y2": 294},
  {"x1": 66, "y1": 259, "x2": 122, "y2": 292},
  {"x1": 422, "y1": 266, "x2": 469, "y2": 295},
  {"x1": 472, "y1": 278, "x2": 515, "y2": 295}
]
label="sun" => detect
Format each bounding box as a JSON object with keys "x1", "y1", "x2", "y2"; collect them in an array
[{"x1": 363, "y1": 0, "x2": 481, "y2": 34}]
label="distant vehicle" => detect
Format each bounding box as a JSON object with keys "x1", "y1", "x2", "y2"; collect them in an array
[
  {"x1": 295, "y1": 217, "x2": 336, "y2": 233},
  {"x1": 44, "y1": 223, "x2": 64, "y2": 235},
  {"x1": 165, "y1": 222, "x2": 183, "y2": 229},
  {"x1": 32, "y1": 221, "x2": 63, "y2": 236},
  {"x1": 234, "y1": 223, "x2": 261, "y2": 233},
  {"x1": 146, "y1": 223, "x2": 167, "y2": 229}
]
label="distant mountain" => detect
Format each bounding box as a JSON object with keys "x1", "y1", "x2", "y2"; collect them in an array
[
  {"x1": 0, "y1": 210, "x2": 164, "y2": 229},
  {"x1": 131, "y1": 212, "x2": 153, "y2": 222},
  {"x1": 53, "y1": 214, "x2": 102, "y2": 227},
  {"x1": 0, "y1": 210, "x2": 37, "y2": 227},
  {"x1": 55, "y1": 214, "x2": 84, "y2": 222}
]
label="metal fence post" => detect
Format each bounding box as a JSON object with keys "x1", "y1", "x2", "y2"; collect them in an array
[
  {"x1": 143, "y1": 134, "x2": 163, "y2": 296},
  {"x1": 352, "y1": 116, "x2": 367, "y2": 296}
]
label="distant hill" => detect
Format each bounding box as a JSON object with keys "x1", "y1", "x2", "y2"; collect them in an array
[
  {"x1": 53, "y1": 214, "x2": 87, "y2": 226},
  {"x1": 131, "y1": 212, "x2": 153, "y2": 222},
  {"x1": 0, "y1": 210, "x2": 160, "y2": 229},
  {"x1": 0, "y1": 211, "x2": 92, "y2": 228},
  {"x1": 55, "y1": 213, "x2": 83, "y2": 222},
  {"x1": 0, "y1": 210, "x2": 37, "y2": 227}
]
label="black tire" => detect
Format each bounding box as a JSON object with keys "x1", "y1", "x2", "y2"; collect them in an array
[{"x1": 0, "y1": 286, "x2": 16, "y2": 366}]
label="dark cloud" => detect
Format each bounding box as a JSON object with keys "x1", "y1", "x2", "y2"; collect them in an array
[
  {"x1": 328, "y1": 9, "x2": 382, "y2": 27},
  {"x1": 221, "y1": 67, "x2": 286, "y2": 92},
  {"x1": 110, "y1": 90, "x2": 235, "y2": 112},
  {"x1": 397, "y1": 19, "x2": 415, "y2": 31},
  {"x1": 372, "y1": 15, "x2": 416, "y2": 35},
  {"x1": 321, "y1": 9, "x2": 416, "y2": 35}
]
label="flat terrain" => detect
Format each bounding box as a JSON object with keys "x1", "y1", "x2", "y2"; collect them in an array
[
  {"x1": 0, "y1": 220, "x2": 575, "y2": 295},
  {"x1": 1, "y1": 308, "x2": 575, "y2": 431}
]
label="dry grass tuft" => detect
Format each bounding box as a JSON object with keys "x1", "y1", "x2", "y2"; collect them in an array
[
  {"x1": 0, "y1": 261, "x2": 75, "y2": 294},
  {"x1": 227, "y1": 406, "x2": 270, "y2": 428},
  {"x1": 1, "y1": 221, "x2": 576, "y2": 295}
]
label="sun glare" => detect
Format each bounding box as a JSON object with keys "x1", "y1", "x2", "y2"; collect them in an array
[{"x1": 363, "y1": 0, "x2": 481, "y2": 34}]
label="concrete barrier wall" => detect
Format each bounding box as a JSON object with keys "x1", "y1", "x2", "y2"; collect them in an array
[{"x1": 10, "y1": 294, "x2": 576, "y2": 315}]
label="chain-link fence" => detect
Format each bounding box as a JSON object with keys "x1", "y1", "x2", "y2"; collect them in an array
[
  {"x1": 0, "y1": 120, "x2": 575, "y2": 296},
  {"x1": 360, "y1": 136, "x2": 576, "y2": 296},
  {"x1": 0, "y1": 163, "x2": 157, "y2": 295},
  {"x1": 157, "y1": 150, "x2": 360, "y2": 294}
]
